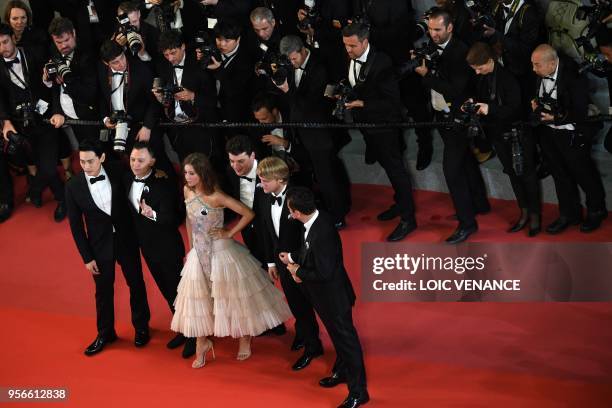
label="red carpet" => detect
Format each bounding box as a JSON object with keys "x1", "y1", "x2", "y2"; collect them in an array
[{"x1": 1, "y1": 181, "x2": 611, "y2": 407}]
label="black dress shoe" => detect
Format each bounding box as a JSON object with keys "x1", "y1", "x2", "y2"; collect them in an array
[
  {"x1": 292, "y1": 350, "x2": 323, "y2": 371},
  {"x1": 84, "y1": 333, "x2": 118, "y2": 356},
  {"x1": 0, "y1": 203, "x2": 12, "y2": 223},
  {"x1": 377, "y1": 206, "x2": 399, "y2": 221},
  {"x1": 319, "y1": 372, "x2": 347, "y2": 388},
  {"x1": 507, "y1": 217, "x2": 528, "y2": 233},
  {"x1": 580, "y1": 211, "x2": 608, "y2": 233},
  {"x1": 54, "y1": 201, "x2": 67, "y2": 222},
  {"x1": 338, "y1": 393, "x2": 370, "y2": 408},
  {"x1": 166, "y1": 333, "x2": 186, "y2": 349},
  {"x1": 290, "y1": 337, "x2": 305, "y2": 351},
  {"x1": 259, "y1": 323, "x2": 287, "y2": 337},
  {"x1": 386, "y1": 220, "x2": 417, "y2": 242},
  {"x1": 182, "y1": 337, "x2": 196, "y2": 358},
  {"x1": 546, "y1": 217, "x2": 581, "y2": 235},
  {"x1": 335, "y1": 218, "x2": 347, "y2": 230},
  {"x1": 30, "y1": 190, "x2": 42, "y2": 208},
  {"x1": 416, "y1": 145, "x2": 433, "y2": 171},
  {"x1": 528, "y1": 224, "x2": 541, "y2": 237},
  {"x1": 134, "y1": 330, "x2": 150, "y2": 347},
  {"x1": 445, "y1": 224, "x2": 478, "y2": 244}
]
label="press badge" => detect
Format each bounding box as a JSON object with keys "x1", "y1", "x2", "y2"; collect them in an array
[
  {"x1": 35, "y1": 99, "x2": 49, "y2": 115},
  {"x1": 207, "y1": 18, "x2": 218, "y2": 29},
  {"x1": 87, "y1": 1, "x2": 100, "y2": 23}
]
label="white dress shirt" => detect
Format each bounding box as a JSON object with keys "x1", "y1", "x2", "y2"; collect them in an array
[
  {"x1": 288, "y1": 209, "x2": 319, "y2": 265},
  {"x1": 503, "y1": 0, "x2": 524, "y2": 35},
  {"x1": 267, "y1": 184, "x2": 288, "y2": 268},
  {"x1": 86, "y1": 168, "x2": 112, "y2": 216},
  {"x1": 539, "y1": 62, "x2": 575, "y2": 131},
  {"x1": 270, "y1": 112, "x2": 288, "y2": 152},
  {"x1": 173, "y1": 54, "x2": 188, "y2": 122},
  {"x1": 110, "y1": 69, "x2": 126, "y2": 113},
  {"x1": 129, "y1": 170, "x2": 157, "y2": 220},
  {"x1": 349, "y1": 44, "x2": 370, "y2": 87},
  {"x1": 59, "y1": 52, "x2": 79, "y2": 119},
  {"x1": 431, "y1": 38, "x2": 451, "y2": 112},
  {"x1": 295, "y1": 49, "x2": 311, "y2": 88},
  {"x1": 4, "y1": 50, "x2": 26, "y2": 89},
  {"x1": 239, "y1": 160, "x2": 258, "y2": 209}
]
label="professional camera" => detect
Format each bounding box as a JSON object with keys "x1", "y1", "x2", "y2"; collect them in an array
[
  {"x1": 398, "y1": 42, "x2": 441, "y2": 76},
  {"x1": 415, "y1": 7, "x2": 436, "y2": 40},
  {"x1": 457, "y1": 101, "x2": 485, "y2": 142},
  {"x1": 45, "y1": 57, "x2": 73, "y2": 84},
  {"x1": 465, "y1": 0, "x2": 496, "y2": 31},
  {"x1": 530, "y1": 94, "x2": 562, "y2": 125},
  {"x1": 153, "y1": 77, "x2": 183, "y2": 108},
  {"x1": 3, "y1": 130, "x2": 29, "y2": 158},
  {"x1": 153, "y1": 0, "x2": 179, "y2": 32},
  {"x1": 579, "y1": 52, "x2": 611, "y2": 76},
  {"x1": 328, "y1": 79, "x2": 357, "y2": 121},
  {"x1": 298, "y1": 0, "x2": 318, "y2": 30},
  {"x1": 194, "y1": 31, "x2": 223, "y2": 68},
  {"x1": 256, "y1": 52, "x2": 293, "y2": 86},
  {"x1": 502, "y1": 127, "x2": 525, "y2": 176},
  {"x1": 116, "y1": 13, "x2": 143, "y2": 55},
  {"x1": 108, "y1": 111, "x2": 131, "y2": 152},
  {"x1": 15, "y1": 102, "x2": 36, "y2": 128}
]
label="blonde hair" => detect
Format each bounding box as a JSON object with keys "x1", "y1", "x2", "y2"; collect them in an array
[{"x1": 257, "y1": 156, "x2": 289, "y2": 181}]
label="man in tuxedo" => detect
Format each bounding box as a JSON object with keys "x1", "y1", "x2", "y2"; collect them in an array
[
  {"x1": 65, "y1": 139, "x2": 151, "y2": 356},
  {"x1": 98, "y1": 40, "x2": 170, "y2": 171},
  {"x1": 530, "y1": 44, "x2": 608, "y2": 233},
  {"x1": 125, "y1": 142, "x2": 195, "y2": 357},
  {"x1": 281, "y1": 186, "x2": 368, "y2": 408},
  {"x1": 248, "y1": 7, "x2": 282, "y2": 92},
  {"x1": 341, "y1": 22, "x2": 417, "y2": 242},
  {"x1": 257, "y1": 157, "x2": 323, "y2": 369},
  {"x1": 197, "y1": 0, "x2": 254, "y2": 28},
  {"x1": 115, "y1": 1, "x2": 163, "y2": 69},
  {"x1": 0, "y1": 23, "x2": 67, "y2": 221},
  {"x1": 277, "y1": 35, "x2": 351, "y2": 228},
  {"x1": 153, "y1": 29, "x2": 220, "y2": 164},
  {"x1": 255, "y1": 0, "x2": 301, "y2": 37},
  {"x1": 415, "y1": 9, "x2": 489, "y2": 244},
  {"x1": 44, "y1": 17, "x2": 100, "y2": 143},
  {"x1": 140, "y1": 0, "x2": 205, "y2": 40}
]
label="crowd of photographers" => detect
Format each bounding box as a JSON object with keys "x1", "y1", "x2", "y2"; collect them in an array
[{"x1": 0, "y1": 0, "x2": 610, "y2": 242}]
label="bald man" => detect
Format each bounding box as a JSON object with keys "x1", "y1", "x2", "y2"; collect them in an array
[{"x1": 530, "y1": 44, "x2": 607, "y2": 234}]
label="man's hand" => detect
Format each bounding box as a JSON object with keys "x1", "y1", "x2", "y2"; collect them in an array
[
  {"x1": 530, "y1": 99, "x2": 538, "y2": 111},
  {"x1": 540, "y1": 112, "x2": 554, "y2": 122},
  {"x1": 175, "y1": 88, "x2": 195, "y2": 102},
  {"x1": 103, "y1": 118, "x2": 116, "y2": 129},
  {"x1": 152, "y1": 88, "x2": 163, "y2": 104},
  {"x1": 476, "y1": 103, "x2": 489, "y2": 116},
  {"x1": 482, "y1": 25, "x2": 496, "y2": 38},
  {"x1": 115, "y1": 32, "x2": 127, "y2": 47},
  {"x1": 2, "y1": 120, "x2": 16, "y2": 141},
  {"x1": 49, "y1": 114, "x2": 65, "y2": 128},
  {"x1": 85, "y1": 260, "x2": 100, "y2": 275},
  {"x1": 140, "y1": 199, "x2": 155, "y2": 219},
  {"x1": 345, "y1": 100, "x2": 364, "y2": 110},
  {"x1": 206, "y1": 56, "x2": 222, "y2": 70},
  {"x1": 414, "y1": 59, "x2": 428, "y2": 77},
  {"x1": 279, "y1": 252, "x2": 290, "y2": 265},
  {"x1": 201, "y1": 0, "x2": 219, "y2": 5},
  {"x1": 148, "y1": 0, "x2": 162, "y2": 5},
  {"x1": 287, "y1": 263, "x2": 302, "y2": 282},
  {"x1": 262, "y1": 134, "x2": 289, "y2": 148},
  {"x1": 297, "y1": 9, "x2": 307, "y2": 21},
  {"x1": 136, "y1": 126, "x2": 151, "y2": 142},
  {"x1": 268, "y1": 265, "x2": 279, "y2": 281},
  {"x1": 275, "y1": 79, "x2": 289, "y2": 93}
]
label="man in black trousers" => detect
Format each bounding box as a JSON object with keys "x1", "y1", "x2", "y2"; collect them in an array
[
  {"x1": 281, "y1": 186, "x2": 368, "y2": 408},
  {"x1": 257, "y1": 156, "x2": 323, "y2": 369},
  {"x1": 341, "y1": 22, "x2": 417, "y2": 241},
  {"x1": 415, "y1": 8, "x2": 490, "y2": 244},
  {"x1": 531, "y1": 44, "x2": 608, "y2": 233},
  {"x1": 277, "y1": 35, "x2": 351, "y2": 228},
  {"x1": 125, "y1": 141, "x2": 195, "y2": 357},
  {"x1": 65, "y1": 139, "x2": 151, "y2": 356}
]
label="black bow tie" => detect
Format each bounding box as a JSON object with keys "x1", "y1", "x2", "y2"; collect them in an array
[
  {"x1": 174, "y1": 65, "x2": 184, "y2": 70},
  {"x1": 271, "y1": 195, "x2": 283, "y2": 206},
  {"x1": 112, "y1": 71, "x2": 125, "y2": 76},
  {"x1": 89, "y1": 174, "x2": 106, "y2": 184},
  {"x1": 352, "y1": 59, "x2": 363, "y2": 65},
  {"x1": 4, "y1": 57, "x2": 19, "y2": 67},
  {"x1": 543, "y1": 76, "x2": 555, "y2": 81},
  {"x1": 239, "y1": 175, "x2": 253, "y2": 182},
  {"x1": 133, "y1": 177, "x2": 147, "y2": 183}
]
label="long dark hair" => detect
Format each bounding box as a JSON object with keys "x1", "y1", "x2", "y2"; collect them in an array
[{"x1": 183, "y1": 153, "x2": 217, "y2": 195}]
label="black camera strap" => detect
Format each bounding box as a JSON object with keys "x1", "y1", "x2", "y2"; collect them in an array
[
  {"x1": 107, "y1": 64, "x2": 130, "y2": 113},
  {"x1": 6, "y1": 48, "x2": 36, "y2": 110}
]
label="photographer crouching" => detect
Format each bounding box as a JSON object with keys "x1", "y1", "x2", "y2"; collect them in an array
[
  {"x1": 465, "y1": 42, "x2": 541, "y2": 236},
  {"x1": 0, "y1": 23, "x2": 66, "y2": 222},
  {"x1": 530, "y1": 44, "x2": 607, "y2": 234}
]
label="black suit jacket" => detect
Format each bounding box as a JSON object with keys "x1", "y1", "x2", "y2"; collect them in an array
[
  {"x1": 0, "y1": 48, "x2": 59, "y2": 121},
  {"x1": 256, "y1": 0, "x2": 302, "y2": 37},
  {"x1": 348, "y1": 47, "x2": 403, "y2": 123},
  {"x1": 212, "y1": 45, "x2": 255, "y2": 123},
  {"x1": 421, "y1": 36, "x2": 472, "y2": 115},
  {"x1": 472, "y1": 62, "x2": 521, "y2": 131},
  {"x1": 97, "y1": 55, "x2": 159, "y2": 129},
  {"x1": 156, "y1": 53, "x2": 219, "y2": 123},
  {"x1": 123, "y1": 170, "x2": 185, "y2": 263},
  {"x1": 291, "y1": 211, "x2": 356, "y2": 314},
  {"x1": 50, "y1": 48, "x2": 99, "y2": 120},
  {"x1": 65, "y1": 162, "x2": 139, "y2": 263}
]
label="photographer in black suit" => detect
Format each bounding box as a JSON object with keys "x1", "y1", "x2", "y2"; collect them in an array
[
  {"x1": 530, "y1": 44, "x2": 607, "y2": 234},
  {"x1": 65, "y1": 139, "x2": 151, "y2": 356},
  {"x1": 281, "y1": 186, "x2": 368, "y2": 408},
  {"x1": 114, "y1": 1, "x2": 163, "y2": 69},
  {"x1": 255, "y1": 0, "x2": 301, "y2": 37},
  {"x1": 466, "y1": 42, "x2": 541, "y2": 236},
  {"x1": 415, "y1": 8, "x2": 489, "y2": 244},
  {"x1": 124, "y1": 142, "x2": 195, "y2": 357},
  {"x1": 248, "y1": 7, "x2": 283, "y2": 93},
  {"x1": 0, "y1": 23, "x2": 67, "y2": 222},
  {"x1": 341, "y1": 22, "x2": 417, "y2": 242},
  {"x1": 153, "y1": 29, "x2": 220, "y2": 163},
  {"x1": 44, "y1": 17, "x2": 100, "y2": 143},
  {"x1": 257, "y1": 157, "x2": 323, "y2": 369},
  {"x1": 277, "y1": 35, "x2": 351, "y2": 227},
  {"x1": 98, "y1": 40, "x2": 169, "y2": 169}
]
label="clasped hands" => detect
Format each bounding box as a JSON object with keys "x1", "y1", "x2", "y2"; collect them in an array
[{"x1": 279, "y1": 252, "x2": 302, "y2": 283}]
